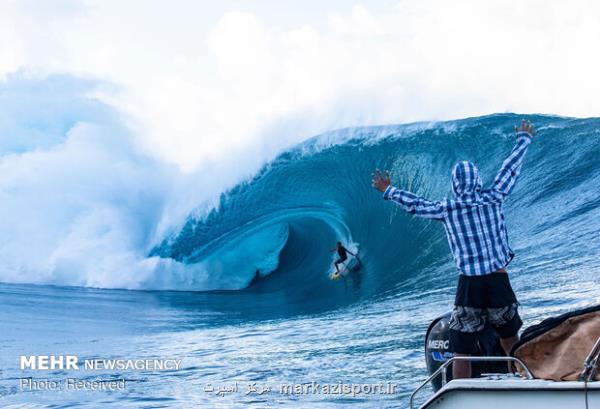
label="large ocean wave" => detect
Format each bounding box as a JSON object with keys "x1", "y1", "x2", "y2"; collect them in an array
[
  {"x1": 1, "y1": 94, "x2": 599, "y2": 303},
  {"x1": 150, "y1": 114, "x2": 600, "y2": 301}
]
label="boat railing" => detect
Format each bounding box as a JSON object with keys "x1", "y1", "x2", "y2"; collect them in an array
[
  {"x1": 579, "y1": 336, "x2": 600, "y2": 382},
  {"x1": 409, "y1": 356, "x2": 534, "y2": 409}
]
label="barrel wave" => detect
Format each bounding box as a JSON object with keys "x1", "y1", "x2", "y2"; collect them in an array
[
  {"x1": 150, "y1": 114, "x2": 600, "y2": 315},
  {"x1": 1, "y1": 113, "x2": 599, "y2": 408}
]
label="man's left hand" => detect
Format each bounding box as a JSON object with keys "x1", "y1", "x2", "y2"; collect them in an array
[{"x1": 515, "y1": 119, "x2": 536, "y2": 136}]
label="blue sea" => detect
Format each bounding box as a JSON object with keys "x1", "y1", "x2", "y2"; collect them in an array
[{"x1": 1, "y1": 114, "x2": 599, "y2": 408}]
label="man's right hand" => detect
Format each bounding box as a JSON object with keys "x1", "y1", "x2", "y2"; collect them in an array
[
  {"x1": 372, "y1": 169, "x2": 391, "y2": 193},
  {"x1": 515, "y1": 119, "x2": 536, "y2": 137}
]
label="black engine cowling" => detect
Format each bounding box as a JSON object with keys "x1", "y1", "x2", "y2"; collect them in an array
[{"x1": 424, "y1": 311, "x2": 509, "y2": 391}]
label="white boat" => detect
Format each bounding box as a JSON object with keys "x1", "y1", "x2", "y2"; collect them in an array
[
  {"x1": 411, "y1": 354, "x2": 600, "y2": 408},
  {"x1": 413, "y1": 306, "x2": 600, "y2": 408},
  {"x1": 417, "y1": 375, "x2": 600, "y2": 408}
]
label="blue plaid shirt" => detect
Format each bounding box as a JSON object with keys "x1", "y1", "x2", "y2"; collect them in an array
[{"x1": 383, "y1": 131, "x2": 533, "y2": 276}]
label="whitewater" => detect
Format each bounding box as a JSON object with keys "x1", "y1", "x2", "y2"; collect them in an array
[{"x1": 1, "y1": 113, "x2": 599, "y2": 408}]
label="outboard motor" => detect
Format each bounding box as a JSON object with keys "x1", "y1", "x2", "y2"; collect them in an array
[{"x1": 425, "y1": 312, "x2": 509, "y2": 391}]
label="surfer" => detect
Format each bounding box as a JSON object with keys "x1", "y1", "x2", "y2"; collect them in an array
[
  {"x1": 330, "y1": 242, "x2": 356, "y2": 274},
  {"x1": 372, "y1": 119, "x2": 537, "y2": 379}
]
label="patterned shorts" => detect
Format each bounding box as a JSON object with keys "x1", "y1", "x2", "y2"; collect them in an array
[
  {"x1": 448, "y1": 272, "x2": 523, "y2": 354},
  {"x1": 449, "y1": 303, "x2": 520, "y2": 334}
]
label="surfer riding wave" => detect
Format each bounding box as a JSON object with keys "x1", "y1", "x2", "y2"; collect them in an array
[{"x1": 330, "y1": 241, "x2": 357, "y2": 274}]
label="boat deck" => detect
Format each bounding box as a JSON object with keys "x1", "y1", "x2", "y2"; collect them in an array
[{"x1": 421, "y1": 375, "x2": 600, "y2": 408}]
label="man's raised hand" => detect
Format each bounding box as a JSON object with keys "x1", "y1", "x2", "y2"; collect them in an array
[
  {"x1": 515, "y1": 119, "x2": 536, "y2": 137},
  {"x1": 371, "y1": 169, "x2": 391, "y2": 193}
]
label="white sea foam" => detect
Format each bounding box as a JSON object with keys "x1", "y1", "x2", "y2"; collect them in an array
[{"x1": 0, "y1": 75, "x2": 346, "y2": 291}]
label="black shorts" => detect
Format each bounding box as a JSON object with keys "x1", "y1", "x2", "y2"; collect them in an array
[
  {"x1": 335, "y1": 255, "x2": 347, "y2": 264},
  {"x1": 449, "y1": 272, "x2": 522, "y2": 354}
]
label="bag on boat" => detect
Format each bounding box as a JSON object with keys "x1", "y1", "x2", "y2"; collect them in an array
[{"x1": 511, "y1": 304, "x2": 600, "y2": 381}]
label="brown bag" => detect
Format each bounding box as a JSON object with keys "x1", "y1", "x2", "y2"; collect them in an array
[{"x1": 513, "y1": 309, "x2": 600, "y2": 381}]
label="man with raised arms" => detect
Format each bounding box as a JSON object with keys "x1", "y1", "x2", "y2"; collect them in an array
[{"x1": 372, "y1": 120, "x2": 536, "y2": 379}]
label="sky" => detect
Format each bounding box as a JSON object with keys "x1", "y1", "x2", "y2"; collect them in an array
[{"x1": 1, "y1": 0, "x2": 599, "y2": 171}]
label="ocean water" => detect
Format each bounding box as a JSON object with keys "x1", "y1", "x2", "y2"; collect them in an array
[{"x1": 1, "y1": 114, "x2": 599, "y2": 408}]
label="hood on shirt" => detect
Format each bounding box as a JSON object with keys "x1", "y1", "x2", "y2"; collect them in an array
[{"x1": 452, "y1": 161, "x2": 482, "y2": 197}]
